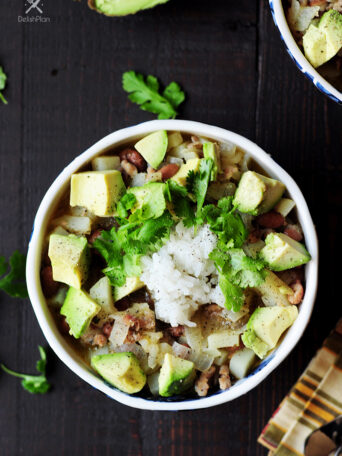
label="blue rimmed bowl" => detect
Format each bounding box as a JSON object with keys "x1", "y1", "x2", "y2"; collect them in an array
[
  {"x1": 26, "y1": 120, "x2": 318, "y2": 410},
  {"x1": 269, "y1": 0, "x2": 342, "y2": 104}
]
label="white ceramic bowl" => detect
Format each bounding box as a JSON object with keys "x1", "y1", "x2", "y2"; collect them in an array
[
  {"x1": 26, "y1": 119, "x2": 318, "y2": 411},
  {"x1": 269, "y1": 0, "x2": 342, "y2": 104}
]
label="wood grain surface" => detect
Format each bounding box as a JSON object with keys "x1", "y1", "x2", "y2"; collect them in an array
[{"x1": 0, "y1": 1, "x2": 341, "y2": 454}]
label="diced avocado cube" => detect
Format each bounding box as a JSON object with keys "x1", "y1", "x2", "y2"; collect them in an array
[
  {"x1": 60, "y1": 287, "x2": 101, "y2": 338},
  {"x1": 91, "y1": 352, "x2": 146, "y2": 394},
  {"x1": 233, "y1": 171, "x2": 285, "y2": 215},
  {"x1": 241, "y1": 329, "x2": 270, "y2": 359},
  {"x1": 92, "y1": 156, "x2": 120, "y2": 171},
  {"x1": 242, "y1": 306, "x2": 298, "y2": 359},
  {"x1": 158, "y1": 353, "x2": 195, "y2": 397},
  {"x1": 70, "y1": 170, "x2": 126, "y2": 217},
  {"x1": 167, "y1": 132, "x2": 183, "y2": 150},
  {"x1": 114, "y1": 276, "x2": 145, "y2": 302},
  {"x1": 229, "y1": 348, "x2": 256, "y2": 379},
  {"x1": 303, "y1": 23, "x2": 329, "y2": 68},
  {"x1": 171, "y1": 158, "x2": 201, "y2": 186},
  {"x1": 304, "y1": 10, "x2": 342, "y2": 68},
  {"x1": 274, "y1": 198, "x2": 296, "y2": 217},
  {"x1": 89, "y1": 276, "x2": 115, "y2": 314},
  {"x1": 254, "y1": 270, "x2": 293, "y2": 307},
  {"x1": 203, "y1": 142, "x2": 220, "y2": 181},
  {"x1": 207, "y1": 331, "x2": 240, "y2": 350},
  {"x1": 260, "y1": 232, "x2": 311, "y2": 271},
  {"x1": 128, "y1": 182, "x2": 166, "y2": 219},
  {"x1": 90, "y1": 0, "x2": 169, "y2": 17},
  {"x1": 135, "y1": 131, "x2": 168, "y2": 169},
  {"x1": 48, "y1": 234, "x2": 89, "y2": 289}
]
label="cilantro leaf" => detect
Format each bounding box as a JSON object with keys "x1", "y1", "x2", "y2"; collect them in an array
[
  {"x1": 122, "y1": 71, "x2": 185, "y2": 120},
  {"x1": 0, "y1": 66, "x2": 8, "y2": 105},
  {"x1": 116, "y1": 193, "x2": 136, "y2": 218},
  {"x1": 224, "y1": 249, "x2": 267, "y2": 288},
  {"x1": 93, "y1": 213, "x2": 175, "y2": 288},
  {"x1": 219, "y1": 274, "x2": 245, "y2": 312},
  {"x1": 166, "y1": 180, "x2": 196, "y2": 227},
  {"x1": 210, "y1": 247, "x2": 267, "y2": 312},
  {"x1": 0, "y1": 251, "x2": 28, "y2": 298},
  {"x1": 202, "y1": 197, "x2": 248, "y2": 249},
  {"x1": 186, "y1": 159, "x2": 213, "y2": 218},
  {"x1": 1, "y1": 346, "x2": 51, "y2": 394},
  {"x1": 163, "y1": 82, "x2": 185, "y2": 108}
]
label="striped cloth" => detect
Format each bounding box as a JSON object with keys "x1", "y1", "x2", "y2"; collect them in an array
[{"x1": 258, "y1": 320, "x2": 342, "y2": 455}]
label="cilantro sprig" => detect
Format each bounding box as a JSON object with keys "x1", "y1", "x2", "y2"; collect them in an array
[
  {"x1": 94, "y1": 212, "x2": 175, "y2": 287},
  {"x1": 1, "y1": 346, "x2": 51, "y2": 394},
  {"x1": 210, "y1": 248, "x2": 267, "y2": 312},
  {"x1": 186, "y1": 159, "x2": 213, "y2": 218},
  {"x1": 122, "y1": 71, "x2": 185, "y2": 119},
  {"x1": 0, "y1": 66, "x2": 8, "y2": 105},
  {"x1": 0, "y1": 251, "x2": 28, "y2": 298}
]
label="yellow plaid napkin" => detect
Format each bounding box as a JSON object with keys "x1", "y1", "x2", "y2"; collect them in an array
[{"x1": 258, "y1": 320, "x2": 342, "y2": 455}]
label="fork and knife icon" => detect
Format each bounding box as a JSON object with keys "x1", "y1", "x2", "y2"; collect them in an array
[{"x1": 25, "y1": 0, "x2": 43, "y2": 14}]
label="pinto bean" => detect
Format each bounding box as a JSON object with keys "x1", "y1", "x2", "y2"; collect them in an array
[
  {"x1": 41, "y1": 266, "x2": 60, "y2": 298},
  {"x1": 257, "y1": 211, "x2": 285, "y2": 229},
  {"x1": 159, "y1": 163, "x2": 180, "y2": 180},
  {"x1": 126, "y1": 150, "x2": 147, "y2": 172},
  {"x1": 120, "y1": 148, "x2": 147, "y2": 172},
  {"x1": 284, "y1": 224, "x2": 303, "y2": 242},
  {"x1": 288, "y1": 280, "x2": 304, "y2": 305}
]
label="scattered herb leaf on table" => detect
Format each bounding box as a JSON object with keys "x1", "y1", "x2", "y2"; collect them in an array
[
  {"x1": 0, "y1": 66, "x2": 8, "y2": 105},
  {"x1": 0, "y1": 251, "x2": 28, "y2": 298},
  {"x1": 122, "y1": 71, "x2": 185, "y2": 119},
  {"x1": 1, "y1": 346, "x2": 51, "y2": 394}
]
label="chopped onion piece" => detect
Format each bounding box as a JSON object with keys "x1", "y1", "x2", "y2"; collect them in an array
[
  {"x1": 147, "y1": 371, "x2": 160, "y2": 396},
  {"x1": 188, "y1": 350, "x2": 214, "y2": 372},
  {"x1": 172, "y1": 342, "x2": 191, "y2": 360},
  {"x1": 184, "y1": 326, "x2": 202, "y2": 350},
  {"x1": 109, "y1": 317, "x2": 130, "y2": 347}
]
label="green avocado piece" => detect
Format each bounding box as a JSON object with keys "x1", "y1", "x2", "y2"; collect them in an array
[
  {"x1": 233, "y1": 171, "x2": 285, "y2": 215},
  {"x1": 114, "y1": 276, "x2": 145, "y2": 302},
  {"x1": 135, "y1": 131, "x2": 168, "y2": 169},
  {"x1": 203, "y1": 142, "x2": 220, "y2": 181},
  {"x1": 91, "y1": 352, "x2": 146, "y2": 394},
  {"x1": 260, "y1": 232, "x2": 311, "y2": 271},
  {"x1": 242, "y1": 306, "x2": 298, "y2": 359},
  {"x1": 48, "y1": 234, "x2": 90, "y2": 289},
  {"x1": 70, "y1": 170, "x2": 126, "y2": 217},
  {"x1": 158, "y1": 353, "x2": 196, "y2": 397},
  {"x1": 60, "y1": 287, "x2": 101, "y2": 338},
  {"x1": 241, "y1": 329, "x2": 270, "y2": 359},
  {"x1": 171, "y1": 158, "x2": 201, "y2": 186},
  {"x1": 304, "y1": 10, "x2": 342, "y2": 68},
  {"x1": 89, "y1": 0, "x2": 169, "y2": 16},
  {"x1": 128, "y1": 182, "x2": 166, "y2": 220}
]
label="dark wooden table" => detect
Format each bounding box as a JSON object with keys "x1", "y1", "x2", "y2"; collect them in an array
[{"x1": 0, "y1": 1, "x2": 341, "y2": 454}]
